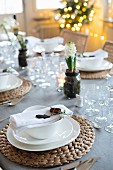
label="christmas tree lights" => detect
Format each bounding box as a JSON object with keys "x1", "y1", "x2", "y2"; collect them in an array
[{"x1": 54, "y1": 0, "x2": 95, "y2": 31}]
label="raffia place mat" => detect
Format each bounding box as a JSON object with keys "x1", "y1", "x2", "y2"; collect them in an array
[
  {"x1": 0, "y1": 115, "x2": 95, "y2": 168},
  {"x1": 80, "y1": 69, "x2": 111, "y2": 79},
  {"x1": 0, "y1": 77, "x2": 32, "y2": 103}
]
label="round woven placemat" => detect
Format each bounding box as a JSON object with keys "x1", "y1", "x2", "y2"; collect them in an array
[
  {"x1": 0, "y1": 78, "x2": 32, "y2": 102},
  {"x1": 80, "y1": 69, "x2": 111, "y2": 79},
  {"x1": 0, "y1": 115, "x2": 95, "y2": 168}
]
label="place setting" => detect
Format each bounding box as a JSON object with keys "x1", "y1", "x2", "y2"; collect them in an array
[
  {"x1": 32, "y1": 36, "x2": 65, "y2": 55},
  {"x1": 76, "y1": 49, "x2": 113, "y2": 79},
  {"x1": 0, "y1": 72, "x2": 32, "y2": 105},
  {"x1": 0, "y1": 104, "x2": 95, "y2": 168}
]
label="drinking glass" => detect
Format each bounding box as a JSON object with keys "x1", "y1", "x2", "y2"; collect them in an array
[
  {"x1": 56, "y1": 72, "x2": 65, "y2": 92},
  {"x1": 79, "y1": 81, "x2": 89, "y2": 116},
  {"x1": 95, "y1": 87, "x2": 108, "y2": 124},
  {"x1": 105, "y1": 102, "x2": 113, "y2": 133},
  {"x1": 47, "y1": 55, "x2": 60, "y2": 79},
  {"x1": 37, "y1": 55, "x2": 51, "y2": 88},
  {"x1": 0, "y1": 41, "x2": 15, "y2": 66},
  {"x1": 85, "y1": 83, "x2": 99, "y2": 117},
  {"x1": 106, "y1": 76, "x2": 113, "y2": 101},
  {"x1": 56, "y1": 62, "x2": 66, "y2": 92},
  {"x1": 106, "y1": 76, "x2": 113, "y2": 88},
  {"x1": 27, "y1": 57, "x2": 39, "y2": 86}
]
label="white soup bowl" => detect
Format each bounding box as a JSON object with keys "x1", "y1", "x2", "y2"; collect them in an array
[
  {"x1": 25, "y1": 116, "x2": 63, "y2": 139},
  {"x1": 78, "y1": 57, "x2": 104, "y2": 69}
]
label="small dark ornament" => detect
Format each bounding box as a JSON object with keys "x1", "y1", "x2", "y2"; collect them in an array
[
  {"x1": 50, "y1": 108, "x2": 61, "y2": 114},
  {"x1": 35, "y1": 114, "x2": 50, "y2": 119}
]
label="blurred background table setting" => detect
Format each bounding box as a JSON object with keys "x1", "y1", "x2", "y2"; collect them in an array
[
  {"x1": 0, "y1": 73, "x2": 32, "y2": 106},
  {"x1": 76, "y1": 49, "x2": 113, "y2": 79}
]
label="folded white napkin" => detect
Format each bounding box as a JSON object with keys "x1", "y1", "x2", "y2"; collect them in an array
[
  {"x1": 38, "y1": 37, "x2": 64, "y2": 44},
  {"x1": 77, "y1": 49, "x2": 108, "y2": 60},
  {"x1": 9, "y1": 104, "x2": 73, "y2": 129},
  {"x1": 49, "y1": 37, "x2": 64, "y2": 44}
]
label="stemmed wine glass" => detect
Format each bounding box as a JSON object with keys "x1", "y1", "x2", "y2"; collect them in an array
[
  {"x1": 95, "y1": 86, "x2": 108, "y2": 124},
  {"x1": 85, "y1": 83, "x2": 99, "y2": 117},
  {"x1": 105, "y1": 100, "x2": 113, "y2": 133},
  {"x1": 106, "y1": 76, "x2": 113, "y2": 101},
  {"x1": 95, "y1": 98, "x2": 107, "y2": 123}
]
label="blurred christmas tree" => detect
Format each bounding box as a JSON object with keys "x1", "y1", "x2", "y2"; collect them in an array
[{"x1": 54, "y1": 0, "x2": 95, "y2": 31}]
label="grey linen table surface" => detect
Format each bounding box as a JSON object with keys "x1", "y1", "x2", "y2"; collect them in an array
[{"x1": 0, "y1": 67, "x2": 113, "y2": 170}]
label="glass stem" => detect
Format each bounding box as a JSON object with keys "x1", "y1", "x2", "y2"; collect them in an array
[{"x1": 101, "y1": 105, "x2": 104, "y2": 117}]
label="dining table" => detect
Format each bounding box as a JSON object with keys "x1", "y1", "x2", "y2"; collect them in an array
[{"x1": 0, "y1": 40, "x2": 113, "y2": 170}]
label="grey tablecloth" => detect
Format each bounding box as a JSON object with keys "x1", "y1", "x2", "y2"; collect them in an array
[{"x1": 0, "y1": 69, "x2": 113, "y2": 170}]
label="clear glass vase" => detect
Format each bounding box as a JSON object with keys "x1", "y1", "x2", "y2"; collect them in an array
[{"x1": 64, "y1": 69, "x2": 80, "y2": 98}]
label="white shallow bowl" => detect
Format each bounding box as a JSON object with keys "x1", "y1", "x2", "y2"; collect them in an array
[
  {"x1": 25, "y1": 116, "x2": 63, "y2": 139},
  {"x1": 0, "y1": 74, "x2": 22, "y2": 92},
  {"x1": 12, "y1": 117, "x2": 73, "y2": 145},
  {"x1": 78, "y1": 57, "x2": 104, "y2": 69}
]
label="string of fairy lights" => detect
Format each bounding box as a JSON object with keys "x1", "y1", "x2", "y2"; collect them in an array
[
  {"x1": 54, "y1": 0, "x2": 105, "y2": 41},
  {"x1": 54, "y1": 0, "x2": 94, "y2": 31}
]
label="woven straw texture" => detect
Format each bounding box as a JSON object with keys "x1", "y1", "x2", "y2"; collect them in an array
[
  {"x1": 80, "y1": 69, "x2": 111, "y2": 79},
  {"x1": 0, "y1": 78, "x2": 32, "y2": 102},
  {"x1": 0, "y1": 115, "x2": 95, "y2": 168}
]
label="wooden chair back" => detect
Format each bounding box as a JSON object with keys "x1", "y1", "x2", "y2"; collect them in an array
[
  {"x1": 61, "y1": 29, "x2": 88, "y2": 53},
  {"x1": 102, "y1": 40, "x2": 113, "y2": 63}
]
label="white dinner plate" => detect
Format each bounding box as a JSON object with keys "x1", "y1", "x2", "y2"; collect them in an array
[
  {"x1": 12, "y1": 117, "x2": 74, "y2": 145},
  {"x1": 0, "y1": 74, "x2": 23, "y2": 92},
  {"x1": 77, "y1": 60, "x2": 112, "y2": 72},
  {"x1": 7, "y1": 117, "x2": 80, "y2": 151}
]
